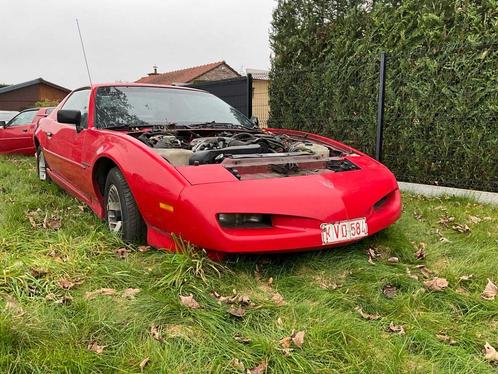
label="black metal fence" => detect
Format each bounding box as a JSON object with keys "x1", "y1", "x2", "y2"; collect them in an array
[{"x1": 265, "y1": 43, "x2": 498, "y2": 192}]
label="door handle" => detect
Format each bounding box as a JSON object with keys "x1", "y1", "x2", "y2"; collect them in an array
[{"x1": 22, "y1": 129, "x2": 28, "y2": 132}]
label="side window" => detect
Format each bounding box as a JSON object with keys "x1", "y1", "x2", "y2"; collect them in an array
[
  {"x1": 61, "y1": 89, "x2": 91, "y2": 128},
  {"x1": 8, "y1": 110, "x2": 37, "y2": 126}
]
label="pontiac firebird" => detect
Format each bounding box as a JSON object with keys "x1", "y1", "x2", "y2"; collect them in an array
[{"x1": 34, "y1": 83, "x2": 401, "y2": 256}]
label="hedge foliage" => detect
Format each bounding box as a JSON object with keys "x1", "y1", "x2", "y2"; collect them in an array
[{"x1": 269, "y1": 0, "x2": 498, "y2": 192}]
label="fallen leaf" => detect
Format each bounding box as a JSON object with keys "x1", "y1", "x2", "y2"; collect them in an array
[
  {"x1": 78, "y1": 205, "x2": 86, "y2": 212},
  {"x1": 367, "y1": 247, "x2": 378, "y2": 265},
  {"x1": 247, "y1": 360, "x2": 267, "y2": 374},
  {"x1": 277, "y1": 317, "x2": 283, "y2": 326},
  {"x1": 438, "y1": 215, "x2": 455, "y2": 227},
  {"x1": 423, "y1": 277, "x2": 449, "y2": 291},
  {"x1": 228, "y1": 306, "x2": 246, "y2": 318},
  {"x1": 387, "y1": 257, "x2": 399, "y2": 264},
  {"x1": 291, "y1": 330, "x2": 305, "y2": 348},
  {"x1": 415, "y1": 242, "x2": 426, "y2": 260},
  {"x1": 271, "y1": 292, "x2": 285, "y2": 306},
  {"x1": 452, "y1": 223, "x2": 470, "y2": 233},
  {"x1": 122, "y1": 288, "x2": 141, "y2": 300},
  {"x1": 481, "y1": 279, "x2": 498, "y2": 301},
  {"x1": 150, "y1": 324, "x2": 164, "y2": 343},
  {"x1": 30, "y1": 267, "x2": 49, "y2": 278},
  {"x1": 355, "y1": 306, "x2": 380, "y2": 320},
  {"x1": 179, "y1": 294, "x2": 200, "y2": 309},
  {"x1": 88, "y1": 341, "x2": 105, "y2": 354},
  {"x1": 267, "y1": 277, "x2": 273, "y2": 286},
  {"x1": 85, "y1": 288, "x2": 117, "y2": 300},
  {"x1": 382, "y1": 284, "x2": 398, "y2": 299},
  {"x1": 468, "y1": 215, "x2": 481, "y2": 224},
  {"x1": 436, "y1": 333, "x2": 456, "y2": 345},
  {"x1": 234, "y1": 334, "x2": 251, "y2": 344},
  {"x1": 139, "y1": 357, "x2": 150, "y2": 371},
  {"x1": 484, "y1": 342, "x2": 498, "y2": 362},
  {"x1": 415, "y1": 265, "x2": 433, "y2": 278},
  {"x1": 43, "y1": 215, "x2": 62, "y2": 230},
  {"x1": 138, "y1": 245, "x2": 151, "y2": 253},
  {"x1": 58, "y1": 278, "x2": 82, "y2": 290},
  {"x1": 386, "y1": 322, "x2": 405, "y2": 335},
  {"x1": 458, "y1": 275, "x2": 473, "y2": 283},
  {"x1": 115, "y1": 247, "x2": 130, "y2": 259},
  {"x1": 279, "y1": 336, "x2": 292, "y2": 348},
  {"x1": 231, "y1": 358, "x2": 245, "y2": 371},
  {"x1": 413, "y1": 211, "x2": 423, "y2": 221}
]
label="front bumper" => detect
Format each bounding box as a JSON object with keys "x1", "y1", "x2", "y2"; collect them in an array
[{"x1": 147, "y1": 159, "x2": 402, "y2": 254}]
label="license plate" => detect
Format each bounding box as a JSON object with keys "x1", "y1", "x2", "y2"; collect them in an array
[{"x1": 321, "y1": 218, "x2": 368, "y2": 245}]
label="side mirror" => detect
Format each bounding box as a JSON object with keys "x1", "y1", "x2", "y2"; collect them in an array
[
  {"x1": 250, "y1": 116, "x2": 259, "y2": 127},
  {"x1": 57, "y1": 110, "x2": 83, "y2": 132},
  {"x1": 0, "y1": 120, "x2": 6, "y2": 128}
]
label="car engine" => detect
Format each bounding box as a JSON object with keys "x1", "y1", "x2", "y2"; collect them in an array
[{"x1": 132, "y1": 128, "x2": 358, "y2": 179}]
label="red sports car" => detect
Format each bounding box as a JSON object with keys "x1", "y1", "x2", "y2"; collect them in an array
[
  {"x1": 0, "y1": 107, "x2": 53, "y2": 155},
  {"x1": 34, "y1": 83, "x2": 401, "y2": 256}
]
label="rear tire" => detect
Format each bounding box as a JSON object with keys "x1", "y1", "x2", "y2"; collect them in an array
[
  {"x1": 104, "y1": 167, "x2": 146, "y2": 243},
  {"x1": 36, "y1": 147, "x2": 50, "y2": 182}
]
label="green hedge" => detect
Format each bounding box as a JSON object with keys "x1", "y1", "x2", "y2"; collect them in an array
[{"x1": 269, "y1": 0, "x2": 498, "y2": 192}]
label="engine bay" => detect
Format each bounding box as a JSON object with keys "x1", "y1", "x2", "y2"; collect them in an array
[{"x1": 132, "y1": 127, "x2": 359, "y2": 179}]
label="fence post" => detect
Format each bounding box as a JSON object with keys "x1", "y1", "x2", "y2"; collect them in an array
[
  {"x1": 247, "y1": 73, "x2": 253, "y2": 118},
  {"x1": 375, "y1": 52, "x2": 387, "y2": 162}
]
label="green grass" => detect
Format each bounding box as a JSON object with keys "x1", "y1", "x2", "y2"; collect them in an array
[{"x1": 0, "y1": 154, "x2": 497, "y2": 373}]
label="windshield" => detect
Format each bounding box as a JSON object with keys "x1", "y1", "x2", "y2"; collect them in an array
[{"x1": 95, "y1": 86, "x2": 253, "y2": 129}]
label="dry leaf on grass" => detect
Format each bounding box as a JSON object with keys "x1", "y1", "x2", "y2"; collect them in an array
[
  {"x1": 137, "y1": 245, "x2": 151, "y2": 253},
  {"x1": 452, "y1": 223, "x2": 470, "y2": 233},
  {"x1": 423, "y1": 277, "x2": 449, "y2": 292},
  {"x1": 30, "y1": 267, "x2": 49, "y2": 278},
  {"x1": 415, "y1": 242, "x2": 426, "y2": 260},
  {"x1": 484, "y1": 343, "x2": 498, "y2": 362},
  {"x1": 415, "y1": 265, "x2": 433, "y2": 278},
  {"x1": 438, "y1": 215, "x2": 455, "y2": 227},
  {"x1": 469, "y1": 215, "x2": 482, "y2": 224},
  {"x1": 386, "y1": 322, "x2": 405, "y2": 335},
  {"x1": 436, "y1": 334, "x2": 456, "y2": 345},
  {"x1": 247, "y1": 360, "x2": 268, "y2": 374},
  {"x1": 122, "y1": 288, "x2": 141, "y2": 300},
  {"x1": 88, "y1": 341, "x2": 105, "y2": 354},
  {"x1": 150, "y1": 324, "x2": 164, "y2": 343},
  {"x1": 180, "y1": 294, "x2": 200, "y2": 309},
  {"x1": 279, "y1": 336, "x2": 292, "y2": 348},
  {"x1": 231, "y1": 358, "x2": 245, "y2": 371},
  {"x1": 291, "y1": 330, "x2": 305, "y2": 348},
  {"x1": 85, "y1": 288, "x2": 117, "y2": 300},
  {"x1": 387, "y1": 257, "x2": 399, "y2": 264},
  {"x1": 58, "y1": 278, "x2": 83, "y2": 290},
  {"x1": 382, "y1": 284, "x2": 398, "y2": 299},
  {"x1": 139, "y1": 357, "x2": 150, "y2": 371},
  {"x1": 367, "y1": 247, "x2": 378, "y2": 265},
  {"x1": 228, "y1": 306, "x2": 246, "y2": 318},
  {"x1": 355, "y1": 306, "x2": 380, "y2": 320},
  {"x1": 458, "y1": 274, "x2": 473, "y2": 282},
  {"x1": 481, "y1": 279, "x2": 498, "y2": 301},
  {"x1": 277, "y1": 317, "x2": 283, "y2": 327},
  {"x1": 115, "y1": 247, "x2": 131, "y2": 259},
  {"x1": 271, "y1": 292, "x2": 285, "y2": 306},
  {"x1": 314, "y1": 275, "x2": 340, "y2": 289},
  {"x1": 43, "y1": 215, "x2": 62, "y2": 230},
  {"x1": 234, "y1": 334, "x2": 252, "y2": 344}
]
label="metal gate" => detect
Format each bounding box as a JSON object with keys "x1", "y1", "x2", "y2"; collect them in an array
[{"x1": 186, "y1": 75, "x2": 253, "y2": 118}]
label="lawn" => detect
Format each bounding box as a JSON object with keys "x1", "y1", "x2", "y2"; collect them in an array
[{"x1": 0, "y1": 154, "x2": 497, "y2": 373}]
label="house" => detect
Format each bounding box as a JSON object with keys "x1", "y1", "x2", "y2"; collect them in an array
[
  {"x1": 136, "y1": 61, "x2": 240, "y2": 85},
  {"x1": 0, "y1": 78, "x2": 71, "y2": 111},
  {"x1": 247, "y1": 68, "x2": 270, "y2": 128}
]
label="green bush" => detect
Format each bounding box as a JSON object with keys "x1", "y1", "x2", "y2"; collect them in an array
[{"x1": 269, "y1": 0, "x2": 498, "y2": 191}]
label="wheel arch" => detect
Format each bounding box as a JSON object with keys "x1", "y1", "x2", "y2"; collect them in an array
[{"x1": 92, "y1": 156, "x2": 120, "y2": 201}]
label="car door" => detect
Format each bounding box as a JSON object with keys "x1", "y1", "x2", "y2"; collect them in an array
[
  {"x1": 0, "y1": 109, "x2": 38, "y2": 154},
  {"x1": 43, "y1": 89, "x2": 92, "y2": 199}
]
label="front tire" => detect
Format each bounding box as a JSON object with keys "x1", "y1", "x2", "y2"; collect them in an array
[{"x1": 104, "y1": 167, "x2": 146, "y2": 243}]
